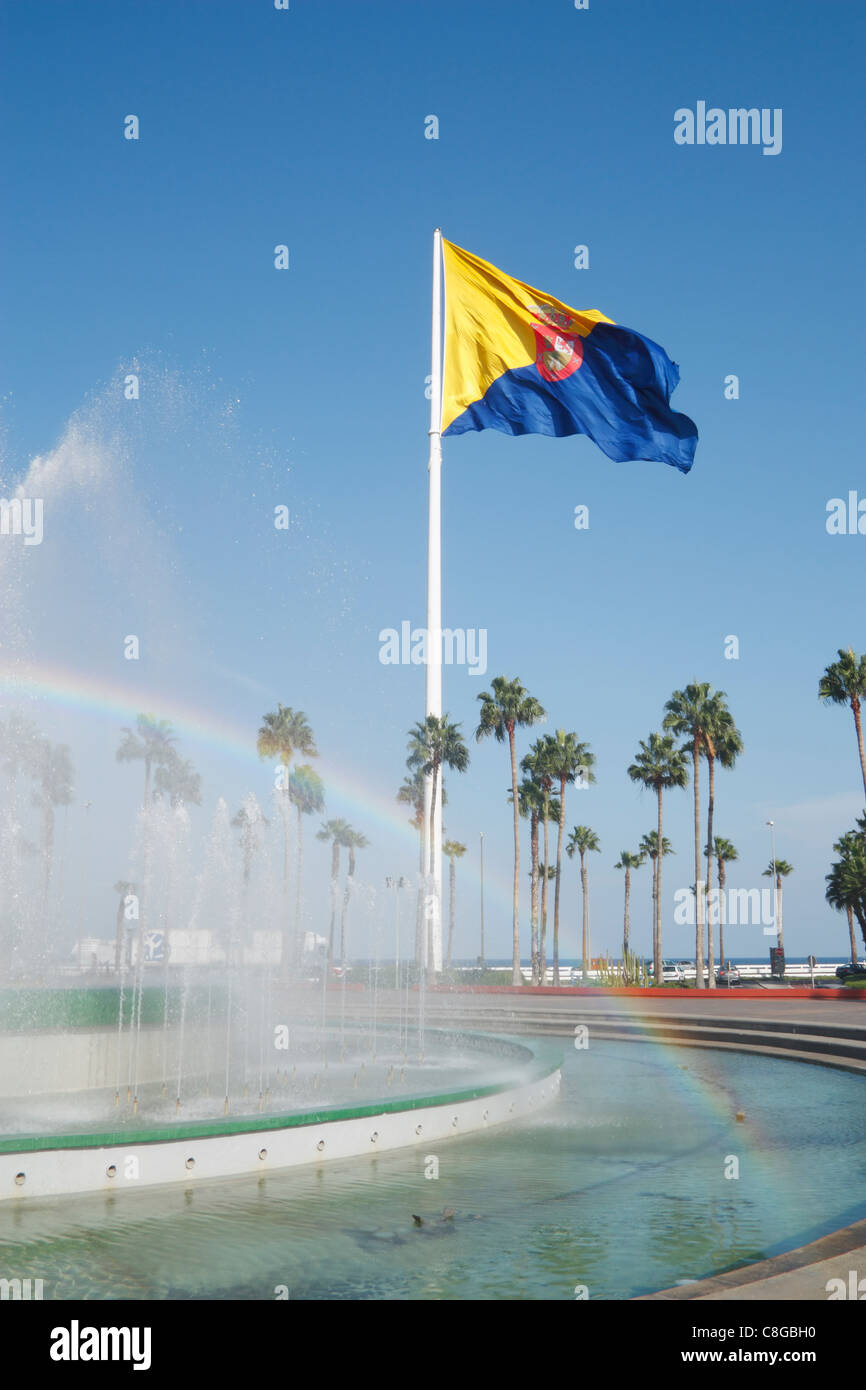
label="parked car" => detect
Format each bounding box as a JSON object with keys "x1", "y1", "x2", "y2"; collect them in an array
[
  {"x1": 648, "y1": 959, "x2": 685, "y2": 983},
  {"x1": 835, "y1": 961, "x2": 866, "y2": 981},
  {"x1": 716, "y1": 963, "x2": 741, "y2": 986}
]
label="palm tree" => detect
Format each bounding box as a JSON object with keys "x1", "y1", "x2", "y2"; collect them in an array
[
  {"x1": 639, "y1": 831, "x2": 674, "y2": 974},
  {"x1": 762, "y1": 858, "x2": 793, "y2": 951},
  {"x1": 700, "y1": 701, "x2": 742, "y2": 985},
  {"x1": 826, "y1": 872, "x2": 866, "y2": 957},
  {"x1": 567, "y1": 826, "x2": 601, "y2": 981},
  {"x1": 317, "y1": 818, "x2": 351, "y2": 966},
  {"x1": 0, "y1": 712, "x2": 42, "y2": 780},
  {"x1": 0, "y1": 714, "x2": 42, "y2": 838},
  {"x1": 711, "y1": 836, "x2": 739, "y2": 970},
  {"x1": 831, "y1": 832, "x2": 862, "y2": 963},
  {"x1": 113, "y1": 879, "x2": 137, "y2": 971},
  {"x1": 257, "y1": 705, "x2": 317, "y2": 888},
  {"x1": 639, "y1": 831, "x2": 674, "y2": 966},
  {"x1": 628, "y1": 734, "x2": 689, "y2": 984},
  {"x1": 232, "y1": 794, "x2": 268, "y2": 889},
  {"x1": 510, "y1": 778, "x2": 546, "y2": 984},
  {"x1": 535, "y1": 863, "x2": 558, "y2": 981},
  {"x1": 398, "y1": 765, "x2": 427, "y2": 964},
  {"x1": 443, "y1": 840, "x2": 467, "y2": 969},
  {"x1": 542, "y1": 731, "x2": 595, "y2": 986},
  {"x1": 289, "y1": 764, "x2": 325, "y2": 946},
  {"x1": 397, "y1": 768, "x2": 426, "y2": 837},
  {"x1": 153, "y1": 750, "x2": 202, "y2": 807},
  {"x1": 522, "y1": 741, "x2": 557, "y2": 984},
  {"x1": 845, "y1": 902, "x2": 859, "y2": 964},
  {"x1": 116, "y1": 714, "x2": 176, "y2": 807},
  {"x1": 338, "y1": 826, "x2": 369, "y2": 965},
  {"x1": 819, "y1": 648, "x2": 866, "y2": 799},
  {"x1": 475, "y1": 678, "x2": 546, "y2": 985},
  {"x1": 663, "y1": 683, "x2": 719, "y2": 989},
  {"x1": 31, "y1": 739, "x2": 74, "y2": 892},
  {"x1": 614, "y1": 851, "x2": 645, "y2": 979},
  {"x1": 402, "y1": 737, "x2": 452, "y2": 965},
  {"x1": 826, "y1": 834, "x2": 866, "y2": 954},
  {"x1": 409, "y1": 715, "x2": 469, "y2": 876}
]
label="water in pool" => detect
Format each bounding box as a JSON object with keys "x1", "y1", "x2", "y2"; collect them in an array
[{"x1": 1, "y1": 1040, "x2": 864, "y2": 1299}]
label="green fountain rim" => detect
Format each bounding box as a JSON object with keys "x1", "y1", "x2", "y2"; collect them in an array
[{"x1": 0, "y1": 1030, "x2": 562, "y2": 1153}]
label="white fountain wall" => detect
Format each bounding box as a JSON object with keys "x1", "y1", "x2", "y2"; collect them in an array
[
  {"x1": 0, "y1": 1025, "x2": 217, "y2": 1099},
  {"x1": 0, "y1": 1066, "x2": 561, "y2": 1201}
]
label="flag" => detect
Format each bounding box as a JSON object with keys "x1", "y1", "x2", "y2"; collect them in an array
[{"x1": 441, "y1": 239, "x2": 698, "y2": 473}]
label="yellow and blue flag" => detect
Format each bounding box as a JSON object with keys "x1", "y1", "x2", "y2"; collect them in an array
[{"x1": 442, "y1": 240, "x2": 698, "y2": 474}]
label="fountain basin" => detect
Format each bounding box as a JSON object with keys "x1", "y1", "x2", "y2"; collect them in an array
[
  {"x1": 0, "y1": 1030, "x2": 561, "y2": 1201},
  {"x1": 0, "y1": 986, "x2": 223, "y2": 1098}
]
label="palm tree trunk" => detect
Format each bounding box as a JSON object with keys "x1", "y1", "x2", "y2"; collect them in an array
[
  {"x1": 553, "y1": 778, "x2": 566, "y2": 986},
  {"x1": 692, "y1": 745, "x2": 705, "y2": 989},
  {"x1": 415, "y1": 824, "x2": 424, "y2": 964},
  {"x1": 428, "y1": 763, "x2": 439, "y2": 877},
  {"x1": 447, "y1": 856, "x2": 456, "y2": 969},
  {"x1": 705, "y1": 754, "x2": 715, "y2": 987},
  {"x1": 42, "y1": 804, "x2": 54, "y2": 894},
  {"x1": 508, "y1": 726, "x2": 521, "y2": 986},
  {"x1": 852, "y1": 698, "x2": 866, "y2": 802},
  {"x1": 281, "y1": 792, "x2": 292, "y2": 974},
  {"x1": 776, "y1": 875, "x2": 784, "y2": 953},
  {"x1": 719, "y1": 860, "x2": 727, "y2": 970},
  {"x1": 340, "y1": 849, "x2": 354, "y2": 965},
  {"x1": 655, "y1": 786, "x2": 664, "y2": 985},
  {"x1": 327, "y1": 842, "x2": 339, "y2": 966},
  {"x1": 295, "y1": 805, "x2": 303, "y2": 965},
  {"x1": 847, "y1": 904, "x2": 858, "y2": 963},
  {"x1": 650, "y1": 855, "x2": 657, "y2": 980},
  {"x1": 529, "y1": 813, "x2": 539, "y2": 985},
  {"x1": 623, "y1": 868, "x2": 631, "y2": 972},
  {"x1": 540, "y1": 799, "x2": 550, "y2": 983},
  {"x1": 581, "y1": 853, "x2": 589, "y2": 983},
  {"x1": 282, "y1": 790, "x2": 291, "y2": 890},
  {"x1": 282, "y1": 772, "x2": 290, "y2": 887}
]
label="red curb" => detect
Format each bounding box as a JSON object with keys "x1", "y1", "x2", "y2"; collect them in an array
[{"x1": 428, "y1": 984, "x2": 861, "y2": 1000}]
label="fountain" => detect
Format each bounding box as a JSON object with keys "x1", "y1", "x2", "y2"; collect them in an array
[
  {"x1": 0, "y1": 754, "x2": 559, "y2": 1203},
  {"x1": 0, "y1": 757, "x2": 560, "y2": 1200},
  {"x1": 0, "y1": 374, "x2": 560, "y2": 1206},
  {"x1": 0, "y1": 781, "x2": 560, "y2": 1202},
  {"x1": 0, "y1": 988, "x2": 560, "y2": 1201}
]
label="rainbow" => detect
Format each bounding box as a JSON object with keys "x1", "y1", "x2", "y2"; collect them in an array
[
  {"x1": 567, "y1": 991, "x2": 805, "y2": 1206},
  {"x1": 0, "y1": 659, "x2": 420, "y2": 848}
]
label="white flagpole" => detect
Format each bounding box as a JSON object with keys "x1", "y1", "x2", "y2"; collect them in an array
[{"x1": 424, "y1": 228, "x2": 444, "y2": 973}]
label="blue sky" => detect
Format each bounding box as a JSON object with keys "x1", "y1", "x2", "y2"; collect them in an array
[{"x1": 1, "y1": 0, "x2": 865, "y2": 963}]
